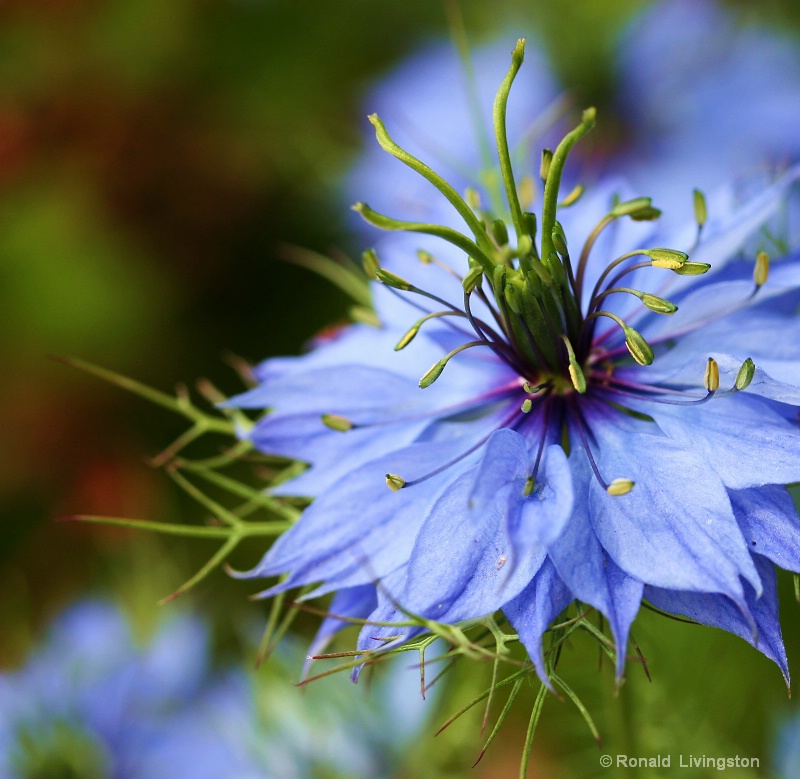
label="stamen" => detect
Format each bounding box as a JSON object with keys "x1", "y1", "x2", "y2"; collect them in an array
[
  {"x1": 521, "y1": 398, "x2": 553, "y2": 496},
  {"x1": 592, "y1": 287, "x2": 678, "y2": 315},
  {"x1": 539, "y1": 149, "x2": 552, "y2": 184},
  {"x1": 693, "y1": 188, "x2": 707, "y2": 245},
  {"x1": 321, "y1": 414, "x2": 354, "y2": 432},
  {"x1": 606, "y1": 478, "x2": 635, "y2": 496},
  {"x1": 385, "y1": 474, "x2": 406, "y2": 492},
  {"x1": 395, "y1": 405, "x2": 535, "y2": 492},
  {"x1": 753, "y1": 250, "x2": 769, "y2": 294},
  {"x1": 558, "y1": 183, "x2": 584, "y2": 208},
  {"x1": 704, "y1": 358, "x2": 720, "y2": 393},
  {"x1": 362, "y1": 248, "x2": 379, "y2": 278},
  {"x1": 394, "y1": 311, "x2": 468, "y2": 351},
  {"x1": 419, "y1": 340, "x2": 492, "y2": 388},
  {"x1": 560, "y1": 335, "x2": 587, "y2": 394},
  {"x1": 735, "y1": 358, "x2": 755, "y2": 390},
  {"x1": 584, "y1": 311, "x2": 654, "y2": 366},
  {"x1": 571, "y1": 399, "x2": 630, "y2": 495}
]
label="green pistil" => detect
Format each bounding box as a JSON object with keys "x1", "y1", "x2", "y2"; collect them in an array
[{"x1": 493, "y1": 38, "x2": 527, "y2": 243}]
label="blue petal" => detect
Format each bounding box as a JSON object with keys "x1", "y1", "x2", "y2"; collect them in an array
[
  {"x1": 731, "y1": 486, "x2": 800, "y2": 573},
  {"x1": 251, "y1": 413, "x2": 430, "y2": 497},
  {"x1": 585, "y1": 406, "x2": 761, "y2": 602},
  {"x1": 237, "y1": 439, "x2": 480, "y2": 594},
  {"x1": 548, "y1": 451, "x2": 644, "y2": 679},
  {"x1": 401, "y1": 466, "x2": 546, "y2": 624},
  {"x1": 503, "y1": 558, "x2": 573, "y2": 687},
  {"x1": 639, "y1": 393, "x2": 800, "y2": 489},
  {"x1": 645, "y1": 554, "x2": 788, "y2": 685}
]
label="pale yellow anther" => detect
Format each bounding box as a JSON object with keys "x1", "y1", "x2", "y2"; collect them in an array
[
  {"x1": 559, "y1": 183, "x2": 584, "y2": 208},
  {"x1": 540, "y1": 148, "x2": 553, "y2": 183},
  {"x1": 385, "y1": 474, "x2": 406, "y2": 492},
  {"x1": 754, "y1": 251, "x2": 769, "y2": 288},
  {"x1": 607, "y1": 478, "x2": 635, "y2": 496},
  {"x1": 321, "y1": 414, "x2": 354, "y2": 432},
  {"x1": 704, "y1": 358, "x2": 720, "y2": 393},
  {"x1": 522, "y1": 477, "x2": 536, "y2": 497},
  {"x1": 518, "y1": 174, "x2": 536, "y2": 209},
  {"x1": 417, "y1": 249, "x2": 434, "y2": 264},
  {"x1": 465, "y1": 187, "x2": 481, "y2": 211},
  {"x1": 521, "y1": 398, "x2": 533, "y2": 413}
]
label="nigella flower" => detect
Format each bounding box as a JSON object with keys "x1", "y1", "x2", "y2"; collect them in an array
[
  {"x1": 0, "y1": 599, "x2": 209, "y2": 778},
  {"x1": 614, "y1": 0, "x2": 800, "y2": 228},
  {"x1": 228, "y1": 40, "x2": 800, "y2": 687}
]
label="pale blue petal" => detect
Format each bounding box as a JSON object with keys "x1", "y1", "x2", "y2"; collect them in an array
[
  {"x1": 402, "y1": 467, "x2": 546, "y2": 624},
  {"x1": 586, "y1": 407, "x2": 761, "y2": 601},
  {"x1": 731, "y1": 486, "x2": 800, "y2": 573},
  {"x1": 548, "y1": 452, "x2": 643, "y2": 679},
  {"x1": 503, "y1": 559, "x2": 572, "y2": 687},
  {"x1": 645, "y1": 554, "x2": 788, "y2": 684},
  {"x1": 639, "y1": 394, "x2": 800, "y2": 489}
]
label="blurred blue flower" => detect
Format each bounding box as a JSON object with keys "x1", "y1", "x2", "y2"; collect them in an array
[
  {"x1": 615, "y1": 0, "x2": 800, "y2": 222},
  {"x1": 140, "y1": 641, "x2": 433, "y2": 779},
  {"x1": 229, "y1": 27, "x2": 800, "y2": 686},
  {"x1": 0, "y1": 600, "x2": 209, "y2": 778},
  {"x1": 0, "y1": 600, "x2": 433, "y2": 779}
]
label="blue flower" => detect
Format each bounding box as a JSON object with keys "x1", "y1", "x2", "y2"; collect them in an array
[
  {"x1": 0, "y1": 600, "x2": 434, "y2": 779},
  {"x1": 228, "y1": 38, "x2": 800, "y2": 687},
  {"x1": 615, "y1": 0, "x2": 800, "y2": 220},
  {"x1": 0, "y1": 600, "x2": 210, "y2": 778}
]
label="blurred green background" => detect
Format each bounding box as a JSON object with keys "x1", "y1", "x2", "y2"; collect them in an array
[{"x1": 2, "y1": 1, "x2": 800, "y2": 776}]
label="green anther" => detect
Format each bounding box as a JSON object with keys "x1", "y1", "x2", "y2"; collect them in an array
[
  {"x1": 629, "y1": 206, "x2": 662, "y2": 222},
  {"x1": 640, "y1": 292, "x2": 678, "y2": 315},
  {"x1": 419, "y1": 359, "x2": 447, "y2": 388},
  {"x1": 375, "y1": 267, "x2": 413, "y2": 290},
  {"x1": 623, "y1": 325, "x2": 654, "y2": 366},
  {"x1": 673, "y1": 261, "x2": 711, "y2": 276},
  {"x1": 321, "y1": 414, "x2": 354, "y2": 432},
  {"x1": 560, "y1": 335, "x2": 587, "y2": 393},
  {"x1": 523, "y1": 476, "x2": 536, "y2": 497},
  {"x1": 540, "y1": 149, "x2": 553, "y2": 183},
  {"x1": 385, "y1": 473, "x2": 406, "y2": 492},
  {"x1": 754, "y1": 250, "x2": 769, "y2": 288},
  {"x1": 644, "y1": 248, "x2": 689, "y2": 268},
  {"x1": 504, "y1": 282, "x2": 523, "y2": 315},
  {"x1": 517, "y1": 234, "x2": 533, "y2": 261},
  {"x1": 735, "y1": 358, "x2": 756, "y2": 390},
  {"x1": 611, "y1": 197, "x2": 652, "y2": 218},
  {"x1": 551, "y1": 221, "x2": 568, "y2": 256},
  {"x1": 491, "y1": 219, "x2": 509, "y2": 246},
  {"x1": 462, "y1": 265, "x2": 484, "y2": 293},
  {"x1": 522, "y1": 381, "x2": 543, "y2": 394},
  {"x1": 394, "y1": 325, "x2": 420, "y2": 351},
  {"x1": 362, "y1": 248, "x2": 379, "y2": 279},
  {"x1": 417, "y1": 249, "x2": 434, "y2": 264},
  {"x1": 493, "y1": 263, "x2": 508, "y2": 293},
  {"x1": 704, "y1": 357, "x2": 720, "y2": 392},
  {"x1": 559, "y1": 183, "x2": 584, "y2": 207},
  {"x1": 521, "y1": 398, "x2": 533, "y2": 413},
  {"x1": 518, "y1": 175, "x2": 536, "y2": 209},
  {"x1": 523, "y1": 211, "x2": 538, "y2": 241},
  {"x1": 693, "y1": 188, "x2": 708, "y2": 228},
  {"x1": 607, "y1": 478, "x2": 635, "y2": 496},
  {"x1": 466, "y1": 187, "x2": 482, "y2": 210}
]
